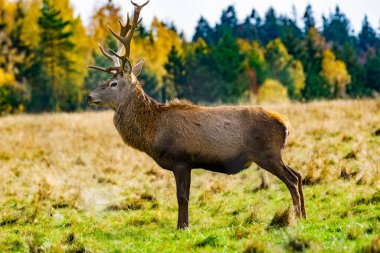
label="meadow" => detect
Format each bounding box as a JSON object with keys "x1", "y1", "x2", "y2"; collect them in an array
[{"x1": 0, "y1": 99, "x2": 380, "y2": 252}]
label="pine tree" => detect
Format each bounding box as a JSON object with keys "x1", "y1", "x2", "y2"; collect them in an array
[
  {"x1": 322, "y1": 6, "x2": 352, "y2": 46},
  {"x1": 185, "y1": 39, "x2": 223, "y2": 103},
  {"x1": 303, "y1": 4, "x2": 315, "y2": 32},
  {"x1": 358, "y1": 15, "x2": 378, "y2": 52},
  {"x1": 163, "y1": 45, "x2": 187, "y2": 99},
  {"x1": 237, "y1": 9, "x2": 260, "y2": 42},
  {"x1": 260, "y1": 8, "x2": 281, "y2": 44},
  {"x1": 363, "y1": 52, "x2": 380, "y2": 93},
  {"x1": 299, "y1": 28, "x2": 330, "y2": 99},
  {"x1": 214, "y1": 5, "x2": 238, "y2": 42},
  {"x1": 36, "y1": 0, "x2": 73, "y2": 111},
  {"x1": 192, "y1": 16, "x2": 213, "y2": 44},
  {"x1": 212, "y1": 31, "x2": 247, "y2": 103}
]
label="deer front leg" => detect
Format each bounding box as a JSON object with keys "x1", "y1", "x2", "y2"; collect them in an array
[{"x1": 173, "y1": 164, "x2": 191, "y2": 229}]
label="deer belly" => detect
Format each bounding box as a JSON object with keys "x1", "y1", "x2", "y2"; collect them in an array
[{"x1": 190, "y1": 150, "x2": 251, "y2": 175}]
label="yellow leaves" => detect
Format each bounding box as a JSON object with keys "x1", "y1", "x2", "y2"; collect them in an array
[
  {"x1": 89, "y1": 1, "x2": 121, "y2": 47},
  {"x1": 0, "y1": 68, "x2": 15, "y2": 86},
  {"x1": 0, "y1": 0, "x2": 17, "y2": 34},
  {"x1": 288, "y1": 60, "x2": 306, "y2": 97},
  {"x1": 257, "y1": 79, "x2": 288, "y2": 104},
  {"x1": 321, "y1": 49, "x2": 351, "y2": 91},
  {"x1": 20, "y1": 0, "x2": 41, "y2": 49},
  {"x1": 266, "y1": 39, "x2": 291, "y2": 74},
  {"x1": 131, "y1": 17, "x2": 182, "y2": 86}
]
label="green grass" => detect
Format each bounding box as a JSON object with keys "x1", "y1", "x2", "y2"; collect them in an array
[
  {"x1": 1, "y1": 181, "x2": 380, "y2": 252},
  {"x1": 0, "y1": 99, "x2": 380, "y2": 252}
]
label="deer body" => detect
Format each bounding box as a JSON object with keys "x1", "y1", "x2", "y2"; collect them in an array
[
  {"x1": 86, "y1": 0, "x2": 306, "y2": 229},
  {"x1": 113, "y1": 86, "x2": 288, "y2": 175}
]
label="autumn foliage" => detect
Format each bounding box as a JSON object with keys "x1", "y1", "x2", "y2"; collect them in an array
[{"x1": 0, "y1": 1, "x2": 379, "y2": 114}]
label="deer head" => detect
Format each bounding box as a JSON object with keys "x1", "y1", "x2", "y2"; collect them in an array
[{"x1": 87, "y1": 0, "x2": 149, "y2": 110}]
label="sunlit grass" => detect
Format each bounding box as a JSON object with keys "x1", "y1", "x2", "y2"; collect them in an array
[{"x1": 0, "y1": 99, "x2": 379, "y2": 252}]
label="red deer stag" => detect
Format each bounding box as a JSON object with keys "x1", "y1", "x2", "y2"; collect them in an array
[{"x1": 86, "y1": 0, "x2": 306, "y2": 229}]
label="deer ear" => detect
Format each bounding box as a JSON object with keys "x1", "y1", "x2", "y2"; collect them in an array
[{"x1": 132, "y1": 59, "x2": 144, "y2": 77}]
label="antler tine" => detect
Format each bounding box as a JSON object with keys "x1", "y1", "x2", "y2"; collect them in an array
[
  {"x1": 98, "y1": 43, "x2": 113, "y2": 61},
  {"x1": 131, "y1": 0, "x2": 149, "y2": 11},
  {"x1": 118, "y1": 15, "x2": 131, "y2": 37},
  {"x1": 86, "y1": 65, "x2": 120, "y2": 74}
]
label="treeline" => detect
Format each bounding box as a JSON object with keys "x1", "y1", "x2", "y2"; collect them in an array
[{"x1": 1, "y1": 1, "x2": 380, "y2": 114}]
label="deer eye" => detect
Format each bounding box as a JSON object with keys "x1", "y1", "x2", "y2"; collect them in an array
[{"x1": 110, "y1": 81, "x2": 118, "y2": 87}]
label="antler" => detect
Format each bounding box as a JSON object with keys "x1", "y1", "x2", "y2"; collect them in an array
[{"x1": 87, "y1": 0, "x2": 149, "y2": 74}]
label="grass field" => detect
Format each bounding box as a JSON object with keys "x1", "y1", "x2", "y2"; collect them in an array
[{"x1": 0, "y1": 99, "x2": 380, "y2": 252}]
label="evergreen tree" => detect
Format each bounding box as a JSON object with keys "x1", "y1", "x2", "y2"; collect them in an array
[
  {"x1": 36, "y1": 0, "x2": 73, "y2": 111},
  {"x1": 322, "y1": 6, "x2": 352, "y2": 46},
  {"x1": 238, "y1": 9, "x2": 260, "y2": 43},
  {"x1": 192, "y1": 16, "x2": 213, "y2": 44},
  {"x1": 214, "y1": 5, "x2": 238, "y2": 42},
  {"x1": 298, "y1": 28, "x2": 330, "y2": 99},
  {"x1": 303, "y1": 4, "x2": 315, "y2": 31},
  {"x1": 363, "y1": 52, "x2": 380, "y2": 93},
  {"x1": 279, "y1": 16, "x2": 302, "y2": 56},
  {"x1": 358, "y1": 15, "x2": 378, "y2": 52},
  {"x1": 212, "y1": 31, "x2": 247, "y2": 103},
  {"x1": 163, "y1": 45, "x2": 187, "y2": 99},
  {"x1": 260, "y1": 8, "x2": 281, "y2": 44},
  {"x1": 185, "y1": 39, "x2": 223, "y2": 103}
]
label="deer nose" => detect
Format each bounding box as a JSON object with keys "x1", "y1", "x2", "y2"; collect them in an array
[{"x1": 86, "y1": 95, "x2": 93, "y2": 103}]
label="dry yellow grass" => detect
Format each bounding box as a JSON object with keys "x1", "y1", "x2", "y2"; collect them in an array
[{"x1": 0, "y1": 99, "x2": 379, "y2": 211}]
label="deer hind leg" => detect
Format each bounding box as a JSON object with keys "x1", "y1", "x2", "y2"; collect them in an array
[
  {"x1": 286, "y1": 165, "x2": 306, "y2": 218},
  {"x1": 256, "y1": 156, "x2": 303, "y2": 218}
]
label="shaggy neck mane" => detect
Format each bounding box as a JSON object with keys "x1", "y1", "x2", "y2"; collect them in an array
[
  {"x1": 113, "y1": 81, "x2": 197, "y2": 156},
  {"x1": 114, "y1": 83, "x2": 161, "y2": 155}
]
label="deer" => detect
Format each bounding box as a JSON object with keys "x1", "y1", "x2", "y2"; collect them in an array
[{"x1": 86, "y1": 0, "x2": 306, "y2": 229}]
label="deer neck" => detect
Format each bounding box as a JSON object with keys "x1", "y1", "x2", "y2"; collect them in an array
[{"x1": 113, "y1": 85, "x2": 160, "y2": 156}]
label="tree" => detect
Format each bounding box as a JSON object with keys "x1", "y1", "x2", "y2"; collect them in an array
[
  {"x1": 322, "y1": 6, "x2": 352, "y2": 46},
  {"x1": 358, "y1": 15, "x2": 378, "y2": 52},
  {"x1": 303, "y1": 4, "x2": 315, "y2": 31},
  {"x1": 265, "y1": 39, "x2": 305, "y2": 99},
  {"x1": 163, "y1": 45, "x2": 187, "y2": 100},
  {"x1": 279, "y1": 16, "x2": 302, "y2": 56},
  {"x1": 320, "y1": 49, "x2": 351, "y2": 97},
  {"x1": 214, "y1": 5, "x2": 238, "y2": 42},
  {"x1": 192, "y1": 16, "x2": 213, "y2": 45},
  {"x1": 298, "y1": 28, "x2": 329, "y2": 99},
  {"x1": 287, "y1": 60, "x2": 305, "y2": 99},
  {"x1": 363, "y1": 52, "x2": 380, "y2": 93},
  {"x1": 36, "y1": 0, "x2": 74, "y2": 111},
  {"x1": 237, "y1": 9, "x2": 261, "y2": 42},
  {"x1": 238, "y1": 39, "x2": 267, "y2": 96},
  {"x1": 89, "y1": 0, "x2": 121, "y2": 46},
  {"x1": 0, "y1": 0, "x2": 28, "y2": 114},
  {"x1": 260, "y1": 8, "x2": 281, "y2": 44},
  {"x1": 131, "y1": 17, "x2": 183, "y2": 98},
  {"x1": 212, "y1": 31, "x2": 247, "y2": 103},
  {"x1": 185, "y1": 38, "x2": 223, "y2": 103}
]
